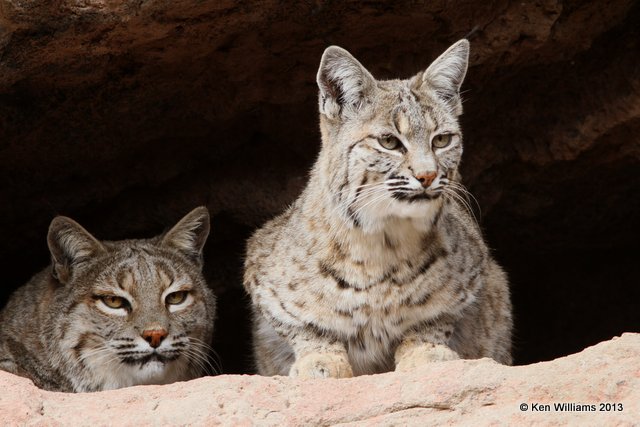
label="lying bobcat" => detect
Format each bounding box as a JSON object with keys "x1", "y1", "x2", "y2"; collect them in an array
[
  {"x1": 244, "y1": 40, "x2": 512, "y2": 378},
  {"x1": 0, "y1": 207, "x2": 216, "y2": 392}
]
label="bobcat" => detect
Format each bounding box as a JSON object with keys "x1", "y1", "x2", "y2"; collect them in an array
[
  {"x1": 0, "y1": 207, "x2": 216, "y2": 392},
  {"x1": 244, "y1": 40, "x2": 512, "y2": 378}
]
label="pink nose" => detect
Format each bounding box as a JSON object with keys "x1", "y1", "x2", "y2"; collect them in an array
[
  {"x1": 415, "y1": 172, "x2": 437, "y2": 188},
  {"x1": 141, "y1": 329, "x2": 168, "y2": 348}
]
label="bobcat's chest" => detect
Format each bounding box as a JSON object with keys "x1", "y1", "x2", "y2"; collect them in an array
[
  {"x1": 346, "y1": 320, "x2": 397, "y2": 375},
  {"x1": 322, "y1": 272, "x2": 432, "y2": 340},
  {"x1": 337, "y1": 286, "x2": 434, "y2": 375},
  {"x1": 331, "y1": 277, "x2": 440, "y2": 375}
]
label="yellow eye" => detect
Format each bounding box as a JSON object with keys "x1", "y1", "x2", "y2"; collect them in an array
[
  {"x1": 432, "y1": 134, "x2": 453, "y2": 149},
  {"x1": 101, "y1": 295, "x2": 128, "y2": 309},
  {"x1": 378, "y1": 135, "x2": 402, "y2": 150},
  {"x1": 165, "y1": 291, "x2": 188, "y2": 305}
]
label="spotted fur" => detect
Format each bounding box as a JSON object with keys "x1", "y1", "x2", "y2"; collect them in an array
[
  {"x1": 0, "y1": 207, "x2": 216, "y2": 392},
  {"x1": 244, "y1": 40, "x2": 512, "y2": 378}
]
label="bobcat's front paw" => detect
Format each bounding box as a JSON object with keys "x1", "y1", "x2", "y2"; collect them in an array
[
  {"x1": 395, "y1": 342, "x2": 459, "y2": 372},
  {"x1": 289, "y1": 352, "x2": 353, "y2": 379}
]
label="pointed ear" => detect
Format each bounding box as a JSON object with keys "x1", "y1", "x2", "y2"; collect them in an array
[
  {"x1": 47, "y1": 216, "x2": 106, "y2": 284},
  {"x1": 420, "y1": 39, "x2": 469, "y2": 114},
  {"x1": 317, "y1": 46, "x2": 376, "y2": 120},
  {"x1": 161, "y1": 206, "x2": 210, "y2": 265}
]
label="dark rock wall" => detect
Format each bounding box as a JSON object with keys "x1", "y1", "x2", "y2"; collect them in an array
[{"x1": 1, "y1": 1, "x2": 638, "y2": 372}]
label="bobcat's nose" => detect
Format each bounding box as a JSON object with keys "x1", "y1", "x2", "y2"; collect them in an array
[
  {"x1": 141, "y1": 328, "x2": 168, "y2": 348},
  {"x1": 415, "y1": 172, "x2": 437, "y2": 188}
]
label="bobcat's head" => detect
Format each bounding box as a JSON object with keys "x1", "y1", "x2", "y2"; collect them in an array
[
  {"x1": 316, "y1": 40, "x2": 469, "y2": 232},
  {"x1": 46, "y1": 207, "x2": 216, "y2": 391}
]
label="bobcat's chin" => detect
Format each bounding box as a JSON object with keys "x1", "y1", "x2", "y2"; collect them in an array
[
  {"x1": 120, "y1": 357, "x2": 187, "y2": 386},
  {"x1": 354, "y1": 199, "x2": 442, "y2": 234},
  {"x1": 389, "y1": 194, "x2": 443, "y2": 221},
  {"x1": 390, "y1": 189, "x2": 443, "y2": 202},
  {"x1": 136, "y1": 359, "x2": 167, "y2": 375}
]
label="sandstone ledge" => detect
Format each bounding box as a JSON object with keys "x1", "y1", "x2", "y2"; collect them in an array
[{"x1": 1, "y1": 334, "x2": 638, "y2": 426}]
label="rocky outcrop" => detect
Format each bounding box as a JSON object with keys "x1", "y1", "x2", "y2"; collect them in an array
[
  {"x1": 0, "y1": 1, "x2": 638, "y2": 371},
  {"x1": 0, "y1": 334, "x2": 638, "y2": 425}
]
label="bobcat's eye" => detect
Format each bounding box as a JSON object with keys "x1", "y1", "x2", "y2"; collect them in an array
[
  {"x1": 101, "y1": 295, "x2": 128, "y2": 309},
  {"x1": 432, "y1": 134, "x2": 453, "y2": 149},
  {"x1": 378, "y1": 135, "x2": 402, "y2": 150},
  {"x1": 165, "y1": 291, "x2": 188, "y2": 305}
]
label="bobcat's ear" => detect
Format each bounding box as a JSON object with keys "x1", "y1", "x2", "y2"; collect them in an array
[
  {"x1": 161, "y1": 206, "x2": 210, "y2": 265},
  {"x1": 419, "y1": 39, "x2": 469, "y2": 115},
  {"x1": 317, "y1": 46, "x2": 376, "y2": 120},
  {"x1": 47, "y1": 216, "x2": 106, "y2": 284}
]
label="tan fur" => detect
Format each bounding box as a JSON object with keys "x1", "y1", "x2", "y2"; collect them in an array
[
  {"x1": 0, "y1": 207, "x2": 216, "y2": 392},
  {"x1": 244, "y1": 40, "x2": 512, "y2": 378}
]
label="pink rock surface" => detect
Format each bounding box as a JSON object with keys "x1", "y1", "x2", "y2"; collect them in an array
[{"x1": 1, "y1": 334, "x2": 638, "y2": 426}]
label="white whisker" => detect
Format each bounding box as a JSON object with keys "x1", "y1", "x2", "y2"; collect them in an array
[
  {"x1": 443, "y1": 188, "x2": 479, "y2": 227},
  {"x1": 446, "y1": 180, "x2": 482, "y2": 219}
]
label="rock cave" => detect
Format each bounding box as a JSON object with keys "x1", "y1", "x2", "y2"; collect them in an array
[{"x1": 0, "y1": 0, "x2": 638, "y2": 419}]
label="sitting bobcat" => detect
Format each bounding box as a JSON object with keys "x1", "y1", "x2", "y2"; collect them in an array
[
  {"x1": 244, "y1": 40, "x2": 512, "y2": 378},
  {"x1": 0, "y1": 207, "x2": 216, "y2": 391}
]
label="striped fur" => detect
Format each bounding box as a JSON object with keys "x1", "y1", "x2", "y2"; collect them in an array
[
  {"x1": 244, "y1": 40, "x2": 512, "y2": 378},
  {"x1": 0, "y1": 207, "x2": 216, "y2": 392}
]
